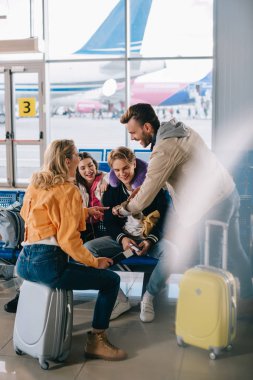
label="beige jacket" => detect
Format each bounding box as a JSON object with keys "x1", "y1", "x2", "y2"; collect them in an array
[
  {"x1": 21, "y1": 182, "x2": 99, "y2": 268},
  {"x1": 127, "y1": 121, "x2": 235, "y2": 226}
]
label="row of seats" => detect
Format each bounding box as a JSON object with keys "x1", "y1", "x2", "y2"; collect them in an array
[{"x1": 0, "y1": 190, "x2": 25, "y2": 208}]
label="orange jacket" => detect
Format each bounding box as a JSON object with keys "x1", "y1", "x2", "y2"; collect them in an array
[{"x1": 20, "y1": 181, "x2": 99, "y2": 268}]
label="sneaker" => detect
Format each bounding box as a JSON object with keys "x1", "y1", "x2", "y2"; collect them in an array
[
  {"x1": 4, "y1": 293, "x2": 19, "y2": 313},
  {"x1": 140, "y1": 299, "x2": 155, "y2": 322},
  {"x1": 0, "y1": 264, "x2": 15, "y2": 280},
  {"x1": 110, "y1": 299, "x2": 131, "y2": 320},
  {"x1": 84, "y1": 331, "x2": 127, "y2": 361}
]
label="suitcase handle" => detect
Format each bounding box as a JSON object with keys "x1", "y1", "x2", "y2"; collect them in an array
[{"x1": 204, "y1": 219, "x2": 228, "y2": 270}]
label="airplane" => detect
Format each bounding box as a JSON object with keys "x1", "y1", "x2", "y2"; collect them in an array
[{"x1": 0, "y1": 0, "x2": 212, "y2": 121}]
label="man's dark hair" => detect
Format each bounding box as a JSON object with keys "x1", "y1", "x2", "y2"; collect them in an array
[{"x1": 120, "y1": 103, "x2": 160, "y2": 133}]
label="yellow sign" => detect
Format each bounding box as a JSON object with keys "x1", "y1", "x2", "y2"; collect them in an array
[{"x1": 18, "y1": 98, "x2": 36, "y2": 117}]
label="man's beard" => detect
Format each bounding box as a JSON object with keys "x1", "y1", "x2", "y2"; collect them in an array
[{"x1": 141, "y1": 131, "x2": 152, "y2": 148}]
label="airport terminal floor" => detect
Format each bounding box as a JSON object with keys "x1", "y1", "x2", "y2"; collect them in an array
[{"x1": 1, "y1": 272, "x2": 253, "y2": 380}]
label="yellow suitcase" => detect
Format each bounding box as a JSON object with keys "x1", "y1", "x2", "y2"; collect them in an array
[{"x1": 175, "y1": 220, "x2": 237, "y2": 360}]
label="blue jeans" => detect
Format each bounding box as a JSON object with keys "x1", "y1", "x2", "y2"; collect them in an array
[
  {"x1": 85, "y1": 236, "x2": 179, "y2": 297},
  {"x1": 199, "y1": 188, "x2": 253, "y2": 299},
  {"x1": 16, "y1": 244, "x2": 120, "y2": 330}
]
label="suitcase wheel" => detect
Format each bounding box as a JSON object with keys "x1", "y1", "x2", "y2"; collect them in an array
[
  {"x1": 15, "y1": 349, "x2": 23, "y2": 356},
  {"x1": 226, "y1": 344, "x2": 232, "y2": 352},
  {"x1": 176, "y1": 336, "x2": 186, "y2": 347},
  {"x1": 40, "y1": 360, "x2": 49, "y2": 370},
  {"x1": 209, "y1": 351, "x2": 217, "y2": 360}
]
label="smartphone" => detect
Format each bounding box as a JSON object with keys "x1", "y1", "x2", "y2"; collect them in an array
[
  {"x1": 129, "y1": 243, "x2": 141, "y2": 253},
  {"x1": 112, "y1": 248, "x2": 133, "y2": 264}
]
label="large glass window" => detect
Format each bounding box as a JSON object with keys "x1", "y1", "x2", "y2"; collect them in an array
[
  {"x1": 47, "y1": 0, "x2": 213, "y2": 152},
  {"x1": 0, "y1": 73, "x2": 5, "y2": 139},
  {"x1": 0, "y1": 145, "x2": 7, "y2": 184},
  {"x1": 129, "y1": 58, "x2": 213, "y2": 149},
  {"x1": 134, "y1": 0, "x2": 213, "y2": 57},
  {"x1": 1, "y1": 0, "x2": 213, "y2": 165},
  {"x1": 47, "y1": 0, "x2": 123, "y2": 60},
  {"x1": 13, "y1": 72, "x2": 40, "y2": 140},
  {"x1": 48, "y1": 61, "x2": 126, "y2": 150},
  {"x1": 15, "y1": 144, "x2": 40, "y2": 183},
  {"x1": 0, "y1": 0, "x2": 43, "y2": 40},
  {"x1": 0, "y1": 0, "x2": 30, "y2": 40}
]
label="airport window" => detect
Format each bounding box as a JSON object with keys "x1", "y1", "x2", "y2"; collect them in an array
[
  {"x1": 132, "y1": 0, "x2": 213, "y2": 58},
  {"x1": 0, "y1": 73, "x2": 5, "y2": 139},
  {"x1": 15, "y1": 145, "x2": 40, "y2": 183},
  {"x1": 129, "y1": 58, "x2": 213, "y2": 150},
  {"x1": 0, "y1": 0, "x2": 43, "y2": 41},
  {"x1": 0, "y1": 145, "x2": 7, "y2": 184},
  {"x1": 48, "y1": 60, "x2": 126, "y2": 151},
  {"x1": 47, "y1": 0, "x2": 213, "y2": 152},
  {"x1": 0, "y1": 0, "x2": 214, "y2": 186},
  {"x1": 0, "y1": 0, "x2": 31, "y2": 40},
  {"x1": 47, "y1": 0, "x2": 124, "y2": 59}
]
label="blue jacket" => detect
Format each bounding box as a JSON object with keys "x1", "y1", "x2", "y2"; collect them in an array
[{"x1": 102, "y1": 183, "x2": 170, "y2": 246}]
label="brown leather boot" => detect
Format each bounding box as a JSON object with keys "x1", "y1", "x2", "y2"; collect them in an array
[{"x1": 84, "y1": 331, "x2": 127, "y2": 361}]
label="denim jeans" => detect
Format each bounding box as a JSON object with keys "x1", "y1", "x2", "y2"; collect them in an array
[
  {"x1": 85, "y1": 236, "x2": 179, "y2": 297},
  {"x1": 198, "y1": 188, "x2": 253, "y2": 299},
  {"x1": 16, "y1": 244, "x2": 120, "y2": 329}
]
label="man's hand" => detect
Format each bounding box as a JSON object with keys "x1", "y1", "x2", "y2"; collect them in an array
[
  {"x1": 112, "y1": 201, "x2": 130, "y2": 217},
  {"x1": 112, "y1": 188, "x2": 140, "y2": 216},
  {"x1": 97, "y1": 257, "x2": 113, "y2": 269},
  {"x1": 112, "y1": 204, "x2": 124, "y2": 217},
  {"x1": 136, "y1": 240, "x2": 151, "y2": 256},
  {"x1": 121, "y1": 237, "x2": 136, "y2": 251},
  {"x1": 88, "y1": 206, "x2": 109, "y2": 221}
]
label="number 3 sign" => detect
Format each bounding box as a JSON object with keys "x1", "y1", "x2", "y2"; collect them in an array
[{"x1": 18, "y1": 98, "x2": 36, "y2": 117}]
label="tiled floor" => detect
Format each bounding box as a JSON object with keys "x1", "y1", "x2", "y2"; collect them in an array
[{"x1": 0, "y1": 272, "x2": 253, "y2": 380}]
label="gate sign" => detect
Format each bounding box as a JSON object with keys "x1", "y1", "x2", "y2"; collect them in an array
[{"x1": 18, "y1": 98, "x2": 36, "y2": 117}]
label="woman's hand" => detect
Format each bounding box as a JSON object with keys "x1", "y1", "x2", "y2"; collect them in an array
[
  {"x1": 99, "y1": 182, "x2": 108, "y2": 194},
  {"x1": 97, "y1": 257, "x2": 113, "y2": 269},
  {"x1": 88, "y1": 206, "x2": 109, "y2": 220}
]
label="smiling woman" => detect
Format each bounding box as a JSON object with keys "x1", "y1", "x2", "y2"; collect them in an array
[
  {"x1": 14, "y1": 139, "x2": 126, "y2": 361},
  {"x1": 76, "y1": 151, "x2": 109, "y2": 241}
]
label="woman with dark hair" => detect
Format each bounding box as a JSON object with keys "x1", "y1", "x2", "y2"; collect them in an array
[{"x1": 76, "y1": 152, "x2": 108, "y2": 241}]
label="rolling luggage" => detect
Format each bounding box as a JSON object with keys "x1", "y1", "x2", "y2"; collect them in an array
[
  {"x1": 175, "y1": 220, "x2": 237, "y2": 360},
  {"x1": 13, "y1": 280, "x2": 73, "y2": 370}
]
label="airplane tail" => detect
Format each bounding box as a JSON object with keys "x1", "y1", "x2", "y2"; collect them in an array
[{"x1": 74, "y1": 0, "x2": 152, "y2": 55}]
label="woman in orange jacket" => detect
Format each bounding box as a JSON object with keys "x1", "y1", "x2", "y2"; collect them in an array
[{"x1": 16, "y1": 139, "x2": 127, "y2": 361}]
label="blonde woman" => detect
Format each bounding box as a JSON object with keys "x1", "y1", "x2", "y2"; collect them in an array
[{"x1": 16, "y1": 139, "x2": 127, "y2": 361}]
